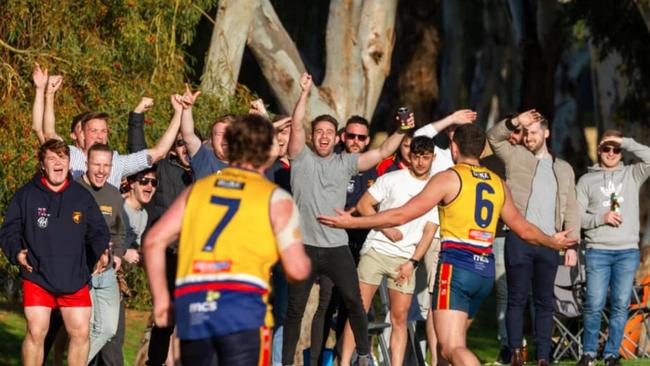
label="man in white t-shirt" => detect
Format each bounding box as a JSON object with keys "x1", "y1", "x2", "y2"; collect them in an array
[{"x1": 339, "y1": 136, "x2": 439, "y2": 366}]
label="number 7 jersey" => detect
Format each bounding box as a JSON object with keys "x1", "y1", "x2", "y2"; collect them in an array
[
  {"x1": 175, "y1": 167, "x2": 280, "y2": 340},
  {"x1": 438, "y1": 163, "x2": 505, "y2": 277}
]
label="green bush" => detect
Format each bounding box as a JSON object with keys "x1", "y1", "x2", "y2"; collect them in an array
[{"x1": 0, "y1": 0, "x2": 253, "y2": 306}]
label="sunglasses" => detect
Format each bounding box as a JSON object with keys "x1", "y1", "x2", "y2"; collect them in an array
[
  {"x1": 175, "y1": 139, "x2": 185, "y2": 147},
  {"x1": 346, "y1": 132, "x2": 368, "y2": 142},
  {"x1": 137, "y1": 177, "x2": 158, "y2": 187},
  {"x1": 600, "y1": 146, "x2": 622, "y2": 154}
]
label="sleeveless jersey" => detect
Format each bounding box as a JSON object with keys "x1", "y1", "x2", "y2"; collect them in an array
[
  {"x1": 438, "y1": 163, "x2": 505, "y2": 277},
  {"x1": 175, "y1": 167, "x2": 279, "y2": 340}
]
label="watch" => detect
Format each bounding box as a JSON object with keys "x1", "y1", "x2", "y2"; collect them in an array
[{"x1": 408, "y1": 258, "x2": 419, "y2": 268}]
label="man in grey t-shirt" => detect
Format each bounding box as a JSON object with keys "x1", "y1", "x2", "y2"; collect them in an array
[{"x1": 281, "y1": 73, "x2": 412, "y2": 366}]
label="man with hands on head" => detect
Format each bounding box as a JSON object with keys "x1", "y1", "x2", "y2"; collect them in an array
[
  {"x1": 319, "y1": 124, "x2": 577, "y2": 366},
  {"x1": 575, "y1": 131, "x2": 650, "y2": 366},
  {"x1": 487, "y1": 109, "x2": 579, "y2": 366},
  {"x1": 281, "y1": 72, "x2": 414, "y2": 366}
]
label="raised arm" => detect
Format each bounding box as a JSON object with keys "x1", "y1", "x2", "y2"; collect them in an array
[
  {"x1": 144, "y1": 187, "x2": 189, "y2": 327},
  {"x1": 358, "y1": 128, "x2": 409, "y2": 172},
  {"x1": 618, "y1": 136, "x2": 650, "y2": 182},
  {"x1": 43, "y1": 74, "x2": 64, "y2": 142},
  {"x1": 128, "y1": 97, "x2": 154, "y2": 153},
  {"x1": 500, "y1": 183, "x2": 576, "y2": 250},
  {"x1": 288, "y1": 73, "x2": 311, "y2": 159},
  {"x1": 31, "y1": 63, "x2": 48, "y2": 144},
  {"x1": 487, "y1": 109, "x2": 540, "y2": 160},
  {"x1": 145, "y1": 94, "x2": 184, "y2": 164},
  {"x1": 179, "y1": 85, "x2": 202, "y2": 158},
  {"x1": 270, "y1": 189, "x2": 310, "y2": 282},
  {"x1": 414, "y1": 109, "x2": 477, "y2": 138}
]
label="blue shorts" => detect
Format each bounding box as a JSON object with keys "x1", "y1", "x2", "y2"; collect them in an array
[{"x1": 432, "y1": 262, "x2": 493, "y2": 318}]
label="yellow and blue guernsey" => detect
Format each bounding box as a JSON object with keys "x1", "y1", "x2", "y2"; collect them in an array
[
  {"x1": 175, "y1": 167, "x2": 279, "y2": 340},
  {"x1": 438, "y1": 163, "x2": 505, "y2": 277}
]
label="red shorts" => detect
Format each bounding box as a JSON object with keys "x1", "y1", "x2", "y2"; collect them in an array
[{"x1": 22, "y1": 280, "x2": 91, "y2": 308}]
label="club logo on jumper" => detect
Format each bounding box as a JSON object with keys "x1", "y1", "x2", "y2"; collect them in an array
[
  {"x1": 216, "y1": 179, "x2": 245, "y2": 190},
  {"x1": 72, "y1": 211, "x2": 82, "y2": 224},
  {"x1": 468, "y1": 229, "x2": 493, "y2": 242},
  {"x1": 37, "y1": 207, "x2": 50, "y2": 229},
  {"x1": 471, "y1": 170, "x2": 491, "y2": 180},
  {"x1": 192, "y1": 260, "x2": 232, "y2": 274},
  {"x1": 99, "y1": 205, "x2": 113, "y2": 217}
]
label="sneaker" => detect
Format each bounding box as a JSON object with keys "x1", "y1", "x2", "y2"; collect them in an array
[
  {"x1": 575, "y1": 354, "x2": 596, "y2": 366},
  {"x1": 604, "y1": 355, "x2": 622, "y2": 366},
  {"x1": 495, "y1": 346, "x2": 511, "y2": 364}
]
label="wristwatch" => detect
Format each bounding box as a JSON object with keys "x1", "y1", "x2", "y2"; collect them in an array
[{"x1": 408, "y1": 258, "x2": 419, "y2": 268}]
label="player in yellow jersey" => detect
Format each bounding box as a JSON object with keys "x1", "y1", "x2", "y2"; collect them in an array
[
  {"x1": 144, "y1": 114, "x2": 311, "y2": 366},
  {"x1": 319, "y1": 124, "x2": 577, "y2": 366}
]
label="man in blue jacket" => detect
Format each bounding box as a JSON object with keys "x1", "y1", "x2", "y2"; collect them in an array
[{"x1": 0, "y1": 139, "x2": 110, "y2": 366}]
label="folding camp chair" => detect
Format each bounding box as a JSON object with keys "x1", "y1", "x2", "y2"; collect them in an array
[{"x1": 552, "y1": 251, "x2": 586, "y2": 361}]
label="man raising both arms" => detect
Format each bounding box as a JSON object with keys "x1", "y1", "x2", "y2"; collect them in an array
[
  {"x1": 144, "y1": 114, "x2": 311, "y2": 366},
  {"x1": 281, "y1": 73, "x2": 413, "y2": 366},
  {"x1": 319, "y1": 124, "x2": 577, "y2": 366}
]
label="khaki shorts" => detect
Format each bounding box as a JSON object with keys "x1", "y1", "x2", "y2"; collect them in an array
[{"x1": 358, "y1": 248, "x2": 416, "y2": 294}]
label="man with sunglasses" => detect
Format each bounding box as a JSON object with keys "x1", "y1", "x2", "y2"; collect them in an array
[{"x1": 575, "y1": 130, "x2": 650, "y2": 366}]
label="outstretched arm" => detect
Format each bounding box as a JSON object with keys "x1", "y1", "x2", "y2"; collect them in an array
[
  {"x1": 414, "y1": 109, "x2": 477, "y2": 138},
  {"x1": 31, "y1": 63, "x2": 48, "y2": 144},
  {"x1": 179, "y1": 85, "x2": 202, "y2": 158},
  {"x1": 357, "y1": 114, "x2": 414, "y2": 172},
  {"x1": 319, "y1": 170, "x2": 456, "y2": 229},
  {"x1": 288, "y1": 73, "x2": 311, "y2": 159},
  {"x1": 144, "y1": 187, "x2": 189, "y2": 327},
  {"x1": 145, "y1": 95, "x2": 184, "y2": 164}
]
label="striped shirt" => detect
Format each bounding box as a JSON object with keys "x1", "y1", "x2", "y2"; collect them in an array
[{"x1": 69, "y1": 145, "x2": 151, "y2": 188}]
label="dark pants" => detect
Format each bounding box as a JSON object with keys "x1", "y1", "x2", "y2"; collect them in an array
[
  {"x1": 505, "y1": 232, "x2": 559, "y2": 361},
  {"x1": 282, "y1": 245, "x2": 368, "y2": 365},
  {"x1": 146, "y1": 250, "x2": 178, "y2": 366},
  {"x1": 180, "y1": 327, "x2": 268, "y2": 366}
]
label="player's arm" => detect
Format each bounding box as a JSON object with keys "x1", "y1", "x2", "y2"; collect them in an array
[
  {"x1": 143, "y1": 187, "x2": 189, "y2": 327},
  {"x1": 270, "y1": 188, "x2": 311, "y2": 282},
  {"x1": 500, "y1": 183, "x2": 576, "y2": 250},
  {"x1": 319, "y1": 170, "x2": 455, "y2": 230}
]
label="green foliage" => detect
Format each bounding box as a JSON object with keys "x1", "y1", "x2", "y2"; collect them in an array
[{"x1": 0, "y1": 0, "x2": 253, "y2": 302}]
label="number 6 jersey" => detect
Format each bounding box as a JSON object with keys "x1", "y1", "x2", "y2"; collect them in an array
[
  {"x1": 175, "y1": 167, "x2": 280, "y2": 340},
  {"x1": 438, "y1": 163, "x2": 505, "y2": 277}
]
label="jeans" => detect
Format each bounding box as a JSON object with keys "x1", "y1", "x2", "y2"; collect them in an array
[
  {"x1": 582, "y1": 248, "x2": 640, "y2": 358},
  {"x1": 93, "y1": 300, "x2": 125, "y2": 366},
  {"x1": 493, "y1": 236, "x2": 509, "y2": 347},
  {"x1": 282, "y1": 245, "x2": 368, "y2": 365},
  {"x1": 88, "y1": 268, "x2": 121, "y2": 361},
  {"x1": 272, "y1": 326, "x2": 284, "y2": 366},
  {"x1": 505, "y1": 232, "x2": 559, "y2": 360}
]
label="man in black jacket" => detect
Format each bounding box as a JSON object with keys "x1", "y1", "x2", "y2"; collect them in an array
[{"x1": 0, "y1": 139, "x2": 110, "y2": 366}]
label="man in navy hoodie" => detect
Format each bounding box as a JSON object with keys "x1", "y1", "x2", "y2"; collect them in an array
[{"x1": 0, "y1": 139, "x2": 110, "y2": 366}]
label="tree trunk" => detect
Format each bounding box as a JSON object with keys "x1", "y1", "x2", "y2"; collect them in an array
[
  {"x1": 437, "y1": 0, "x2": 464, "y2": 117},
  {"x1": 201, "y1": 0, "x2": 259, "y2": 96},
  {"x1": 246, "y1": 0, "x2": 338, "y2": 122},
  {"x1": 635, "y1": 0, "x2": 650, "y2": 32}
]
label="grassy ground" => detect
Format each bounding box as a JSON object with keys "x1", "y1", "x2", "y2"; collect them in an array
[
  {"x1": 0, "y1": 303, "x2": 149, "y2": 366},
  {"x1": 1, "y1": 298, "x2": 649, "y2": 365}
]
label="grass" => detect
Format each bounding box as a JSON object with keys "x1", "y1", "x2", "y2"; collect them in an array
[
  {"x1": 0, "y1": 303, "x2": 149, "y2": 366},
  {"x1": 1, "y1": 297, "x2": 649, "y2": 365}
]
